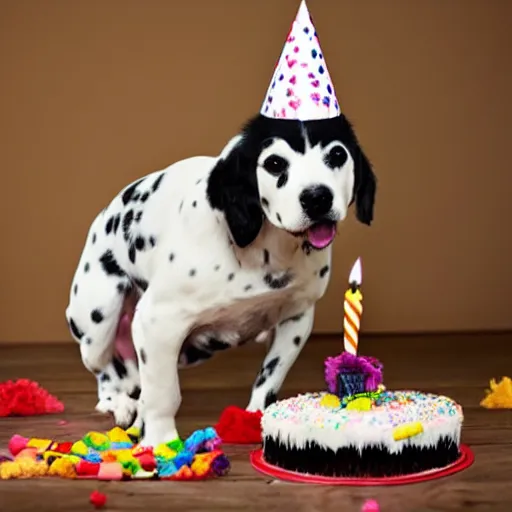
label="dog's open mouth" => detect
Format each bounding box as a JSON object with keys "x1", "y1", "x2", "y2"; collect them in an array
[
  {"x1": 306, "y1": 221, "x2": 337, "y2": 249},
  {"x1": 290, "y1": 221, "x2": 337, "y2": 250}
]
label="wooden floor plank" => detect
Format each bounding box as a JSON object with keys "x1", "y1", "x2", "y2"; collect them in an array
[{"x1": 1, "y1": 333, "x2": 511, "y2": 511}]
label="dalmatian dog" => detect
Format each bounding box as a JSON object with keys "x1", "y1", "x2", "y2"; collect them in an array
[{"x1": 65, "y1": 113, "x2": 376, "y2": 447}]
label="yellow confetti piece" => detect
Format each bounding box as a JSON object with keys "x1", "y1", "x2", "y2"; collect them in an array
[
  {"x1": 393, "y1": 421, "x2": 424, "y2": 441},
  {"x1": 154, "y1": 444, "x2": 177, "y2": 459},
  {"x1": 107, "y1": 427, "x2": 132, "y2": 443},
  {"x1": 42, "y1": 451, "x2": 81, "y2": 465},
  {"x1": 26, "y1": 438, "x2": 52, "y2": 452},
  {"x1": 480, "y1": 377, "x2": 512, "y2": 409},
  {"x1": 70, "y1": 440, "x2": 88, "y2": 456}
]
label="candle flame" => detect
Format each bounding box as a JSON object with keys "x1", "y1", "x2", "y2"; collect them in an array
[{"x1": 348, "y1": 257, "x2": 362, "y2": 286}]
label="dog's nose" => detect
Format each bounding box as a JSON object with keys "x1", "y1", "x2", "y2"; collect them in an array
[{"x1": 299, "y1": 185, "x2": 334, "y2": 220}]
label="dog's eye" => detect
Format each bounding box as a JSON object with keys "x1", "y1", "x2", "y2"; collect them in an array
[
  {"x1": 263, "y1": 155, "x2": 289, "y2": 176},
  {"x1": 325, "y1": 145, "x2": 348, "y2": 169}
]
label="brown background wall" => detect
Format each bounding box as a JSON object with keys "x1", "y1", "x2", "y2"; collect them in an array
[{"x1": 1, "y1": 0, "x2": 511, "y2": 343}]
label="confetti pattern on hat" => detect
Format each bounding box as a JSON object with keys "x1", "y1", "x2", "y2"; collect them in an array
[{"x1": 260, "y1": 0, "x2": 340, "y2": 121}]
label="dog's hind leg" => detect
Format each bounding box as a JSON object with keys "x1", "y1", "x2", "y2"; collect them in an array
[{"x1": 66, "y1": 216, "x2": 134, "y2": 423}]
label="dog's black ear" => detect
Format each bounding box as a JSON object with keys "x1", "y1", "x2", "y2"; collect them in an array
[
  {"x1": 207, "y1": 138, "x2": 264, "y2": 248},
  {"x1": 354, "y1": 147, "x2": 377, "y2": 226}
]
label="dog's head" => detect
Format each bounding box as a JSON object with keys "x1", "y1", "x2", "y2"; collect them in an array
[{"x1": 207, "y1": 114, "x2": 376, "y2": 249}]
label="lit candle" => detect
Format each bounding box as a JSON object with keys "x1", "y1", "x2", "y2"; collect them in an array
[{"x1": 344, "y1": 257, "x2": 363, "y2": 355}]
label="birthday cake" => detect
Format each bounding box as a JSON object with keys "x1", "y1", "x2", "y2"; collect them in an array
[
  {"x1": 260, "y1": 259, "x2": 464, "y2": 478},
  {"x1": 261, "y1": 352, "x2": 464, "y2": 477}
]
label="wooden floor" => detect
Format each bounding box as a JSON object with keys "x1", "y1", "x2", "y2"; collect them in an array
[{"x1": 1, "y1": 333, "x2": 511, "y2": 512}]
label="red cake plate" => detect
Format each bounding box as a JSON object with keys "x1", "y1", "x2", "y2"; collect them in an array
[{"x1": 250, "y1": 444, "x2": 474, "y2": 486}]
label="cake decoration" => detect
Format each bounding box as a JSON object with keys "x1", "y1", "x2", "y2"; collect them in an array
[
  {"x1": 343, "y1": 257, "x2": 363, "y2": 355},
  {"x1": 392, "y1": 421, "x2": 424, "y2": 441}
]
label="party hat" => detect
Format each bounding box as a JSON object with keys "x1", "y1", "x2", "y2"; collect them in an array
[{"x1": 260, "y1": 0, "x2": 340, "y2": 121}]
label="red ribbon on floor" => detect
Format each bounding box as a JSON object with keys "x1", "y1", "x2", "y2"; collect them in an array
[{"x1": 214, "y1": 406, "x2": 263, "y2": 444}]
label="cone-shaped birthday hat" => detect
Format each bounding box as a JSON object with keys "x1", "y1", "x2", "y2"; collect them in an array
[{"x1": 260, "y1": 0, "x2": 340, "y2": 121}]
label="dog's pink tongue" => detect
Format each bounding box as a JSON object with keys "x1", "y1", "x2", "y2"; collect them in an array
[{"x1": 307, "y1": 223, "x2": 337, "y2": 249}]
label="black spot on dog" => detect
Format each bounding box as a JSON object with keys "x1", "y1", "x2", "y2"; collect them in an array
[
  {"x1": 128, "y1": 244, "x2": 136, "y2": 264},
  {"x1": 192, "y1": 201, "x2": 197, "y2": 208},
  {"x1": 214, "y1": 265, "x2": 220, "y2": 271},
  {"x1": 302, "y1": 240, "x2": 312, "y2": 255},
  {"x1": 169, "y1": 253, "x2": 175, "y2": 262},
  {"x1": 140, "y1": 349, "x2": 147, "y2": 364},
  {"x1": 68, "y1": 318, "x2": 84, "y2": 340},
  {"x1": 100, "y1": 373, "x2": 111, "y2": 382},
  {"x1": 140, "y1": 421, "x2": 146, "y2": 440},
  {"x1": 319, "y1": 265, "x2": 330, "y2": 278},
  {"x1": 149, "y1": 236, "x2": 156, "y2": 247},
  {"x1": 122, "y1": 178, "x2": 145, "y2": 205},
  {"x1": 276, "y1": 213, "x2": 282, "y2": 223},
  {"x1": 105, "y1": 216, "x2": 114, "y2": 234},
  {"x1": 179, "y1": 201, "x2": 183, "y2": 213},
  {"x1": 228, "y1": 273, "x2": 235, "y2": 281},
  {"x1": 262, "y1": 197, "x2": 269, "y2": 208},
  {"x1": 141, "y1": 192, "x2": 149, "y2": 202},
  {"x1": 152, "y1": 173, "x2": 164, "y2": 193},
  {"x1": 91, "y1": 309, "x2": 104, "y2": 323},
  {"x1": 255, "y1": 373, "x2": 266, "y2": 388},
  {"x1": 84, "y1": 262, "x2": 90, "y2": 273},
  {"x1": 208, "y1": 339, "x2": 231, "y2": 351},
  {"x1": 293, "y1": 336, "x2": 301, "y2": 346},
  {"x1": 196, "y1": 179, "x2": 202, "y2": 185},
  {"x1": 263, "y1": 249, "x2": 270, "y2": 265},
  {"x1": 264, "y1": 272, "x2": 292, "y2": 289},
  {"x1": 99, "y1": 250, "x2": 126, "y2": 277},
  {"x1": 265, "y1": 356, "x2": 280, "y2": 376},
  {"x1": 113, "y1": 214, "x2": 121, "y2": 234},
  {"x1": 134, "y1": 277, "x2": 148, "y2": 292},
  {"x1": 264, "y1": 391, "x2": 278, "y2": 408},
  {"x1": 73, "y1": 284, "x2": 78, "y2": 295},
  {"x1": 123, "y1": 210, "x2": 134, "y2": 241},
  {"x1": 117, "y1": 282, "x2": 126, "y2": 293},
  {"x1": 276, "y1": 173, "x2": 288, "y2": 188},
  {"x1": 184, "y1": 345, "x2": 212, "y2": 365},
  {"x1": 92, "y1": 233, "x2": 97, "y2": 244},
  {"x1": 244, "y1": 284, "x2": 253, "y2": 291},
  {"x1": 135, "y1": 211, "x2": 143, "y2": 222},
  {"x1": 112, "y1": 356, "x2": 128, "y2": 379},
  {"x1": 132, "y1": 192, "x2": 140, "y2": 201},
  {"x1": 135, "y1": 236, "x2": 145, "y2": 251},
  {"x1": 279, "y1": 312, "x2": 305, "y2": 326},
  {"x1": 85, "y1": 337, "x2": 92, "y2": 345},
  {"x1": 189, "y1": 269, "x2": 196, "y2": 277},
  {"x1": 128, "y1": 386, "x2": 141, "y2": 400}
]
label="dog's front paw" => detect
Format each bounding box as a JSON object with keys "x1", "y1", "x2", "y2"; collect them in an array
[
  {"x1": 95, "y1": 398, "x2": 114, "y2": 414},
  {"x1": 139, "y1": 422, "x2": 179, "y2": 448},
  {"x1": 111, "y1": 393, "x2": 138, "y2": 430}
]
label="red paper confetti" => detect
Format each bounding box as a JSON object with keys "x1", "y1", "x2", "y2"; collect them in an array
[{"x1": 90, "y1": 490, "x2": 107, "y2": 509}]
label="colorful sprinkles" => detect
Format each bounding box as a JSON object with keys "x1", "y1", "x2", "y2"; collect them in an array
[{"x1": 265, "y1": 391, "x2": 463, "y2": 432}]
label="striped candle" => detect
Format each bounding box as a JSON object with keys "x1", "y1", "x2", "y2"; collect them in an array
[{"x1": 343, "y1": 257, "x2": 363, "y2": 355}]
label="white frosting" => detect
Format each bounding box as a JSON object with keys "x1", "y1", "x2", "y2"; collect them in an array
[{"x1": 262, "y1": 391, "x2": 464, "y2": 455}]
